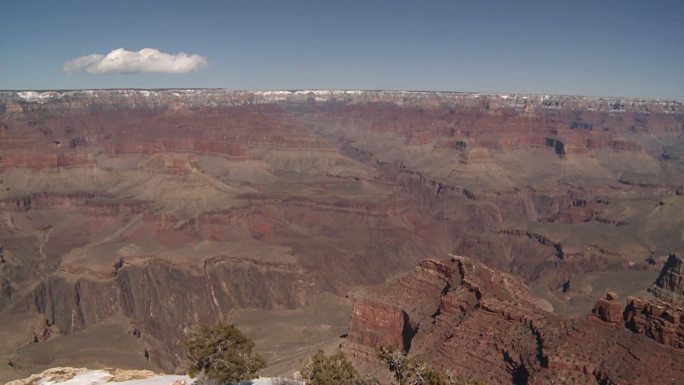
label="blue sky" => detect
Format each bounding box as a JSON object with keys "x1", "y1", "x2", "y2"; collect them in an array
[{"x1": 1, "y1": 0, "x2": 682, "y2": 100}]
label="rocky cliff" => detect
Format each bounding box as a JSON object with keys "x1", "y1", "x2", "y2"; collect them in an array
[
  {"x1": 623, "y1": 296, "x2": 684, "y2": 349},
  {"x1": 344, "y1": 256, "x2": 684, "y2": 385},
  {"x1": 649, "y1": 254, "x2": 684, "y2": 303}
]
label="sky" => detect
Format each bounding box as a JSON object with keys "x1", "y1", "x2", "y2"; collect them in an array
[{"x1": 1, "y1": 0, "x2": 683, "y2": 100}]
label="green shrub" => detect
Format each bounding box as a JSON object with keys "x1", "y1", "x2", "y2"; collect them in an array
[
  {"x1": 300, "y1": 350, "x2": 378, "y2": 385},
  {"x1": 378, "y1": 346, "x2": 448, "y2": 385},
  {"x1": 185, "y1": 323, "x2": 266, "y2": 384}
]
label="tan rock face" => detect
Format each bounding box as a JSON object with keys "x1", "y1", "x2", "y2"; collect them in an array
[{"x1": 5, "y1": 367, "x2": 85, "y2": 385}]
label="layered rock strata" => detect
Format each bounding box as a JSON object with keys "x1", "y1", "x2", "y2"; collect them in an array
[
  {"x1": 1, "y1": 89, "x2": 684, "y2": 381},
  {"x1": 649, "y1": 254, "x2": 684, "y2": 303},
  {"x1": 593, "y1": 292, "x2": 623, "y2": 323},
  {"x1": 344, "y1": 256, "x2": 684, "y2": 385}
]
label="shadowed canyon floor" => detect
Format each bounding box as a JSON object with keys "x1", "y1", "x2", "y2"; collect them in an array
[{"x1": 0, "y1": 90, "x2": 683, "y2": 383}]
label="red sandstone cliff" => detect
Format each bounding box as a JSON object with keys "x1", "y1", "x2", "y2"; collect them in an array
[{"x1": 344, "y1": 256, "x2": 684, "y2": 385}]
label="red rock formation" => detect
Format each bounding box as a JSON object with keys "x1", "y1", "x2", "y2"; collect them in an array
[
  {"x1": 615, "y1": 254, "x2": 684, "y2": 350},
  {"x1": 348, "y1": 300, "x2": 412, "y2": 352},
  {"x1": 650, "y1": 254, "x2": 684, "y2": 303},
  {"x1": 593, "y1": 292, "x2": 624, "y2": 323},
  {"x1": 344, "y1": 256, "x2": 684, "y2": 385},
  {"x1": 624, "y1": 296, "x2": 684, "y2": 349}
]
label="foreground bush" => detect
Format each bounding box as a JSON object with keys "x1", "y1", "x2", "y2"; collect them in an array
[
  {"x1": 451, "y1": 379, "x2": 488, "y2": 385},
  {"x1": 185, "y1": 323, "x2": 266, "y2": 384},
  {"x1": 300, "y1": 350, "x2": 378, "y2": 385},
  {"x1": 378, "y1": 346, "x2": 448, "y2": 385}
]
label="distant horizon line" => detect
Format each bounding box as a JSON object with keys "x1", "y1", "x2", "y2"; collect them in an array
[{"x1": 0, "y1": 88, "x2": 681, "y2": 103}]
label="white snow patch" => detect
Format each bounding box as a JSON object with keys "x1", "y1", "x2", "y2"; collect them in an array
[
  {"x1": 17, "y1": 91, "x2": 64, "y2": 103},
  {"x1": 105, "y1": 374, "x2": 192, "y2": 385},
  {"x1": 38, "y1": 370, "x2": 111, "y2": 385},
  {"x1": 244, "y1": 379, "x2": 280, "y2": 385},
  {"x1": 33, "y1": 370, "x2": 289, "y2": 385}
]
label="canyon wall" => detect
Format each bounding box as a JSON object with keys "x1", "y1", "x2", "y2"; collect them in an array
[{"x1": 1, "y1": 89, "x2": 683, "y2": 381}]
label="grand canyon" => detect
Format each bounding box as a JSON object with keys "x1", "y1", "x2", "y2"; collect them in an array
[{"x1": 1, "y1": 89, "x2": 683, "y2": 385}]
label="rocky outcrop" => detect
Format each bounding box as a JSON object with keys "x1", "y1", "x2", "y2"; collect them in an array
[
  {"x1": 615, "y1": 255, "x2": 684, "y2": 349},
  {"x1": 344, "y1": 256, "x2": 684, "y2": 385},
  {"x1": 346, "y1": 259, "x2": 450, "y2": 356},
  {"x1": 649, "y1": 254, "x2": 684, "y2": 303},
  {"x1": 348, "y1": 301, "x2": 415, "y2": 354},
  {"x1": 593, "y1": 292, "x2": 624, "y2": 323},
  {"x1": 624, "y1": 296, "x2": 684, "y2": 349},
  {"x1": 343, "y1": 256, "x2": 552, "y2": 383}
]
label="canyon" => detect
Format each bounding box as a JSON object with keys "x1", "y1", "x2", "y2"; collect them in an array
[{"x1": 0, "y1": 89, "x2": 683, "y2": 384}]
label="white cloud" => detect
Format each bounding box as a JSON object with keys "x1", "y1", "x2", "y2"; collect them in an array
[{"x1": 63, "y1": 48, "x2": 208, "y2": 74}]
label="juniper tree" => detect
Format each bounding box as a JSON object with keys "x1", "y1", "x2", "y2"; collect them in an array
[
  {"x1": 185, "y1": 323, "x2": 266, "y2": 384},
  {"x1": 300, "y1": 350, "x2": 377, "y2": 385},
  {"x1": 377, "y1": 346, "x2": 448, "y2": 385}
]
